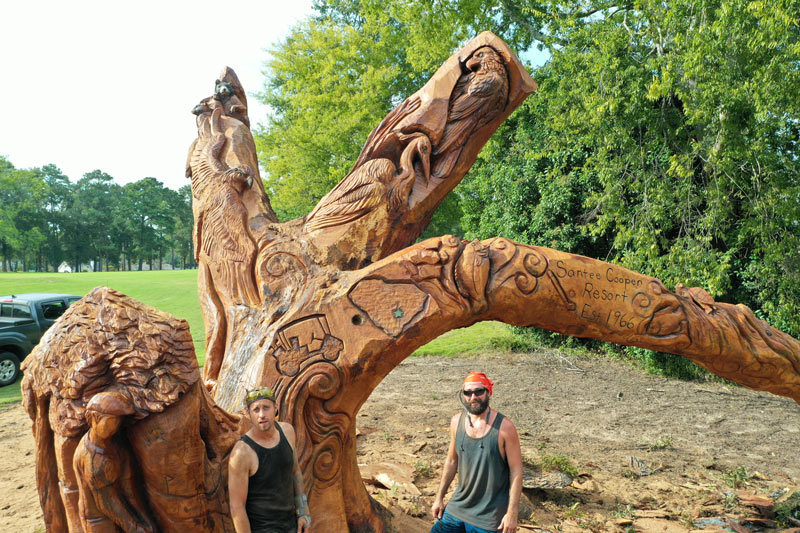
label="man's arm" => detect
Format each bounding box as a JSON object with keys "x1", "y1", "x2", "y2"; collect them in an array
[
  {"x1": 279, "y1": 422, "x2": 310, "y2": 533},
  {"x1": 498, "y1": 418, "x2": 523, "y2": 533},
  {"x1": 431, "y1": 413, "x2": 460, "y2": 519},
  {"x1": 228, "y1": 441, "x2": 254, "y2": 533}
]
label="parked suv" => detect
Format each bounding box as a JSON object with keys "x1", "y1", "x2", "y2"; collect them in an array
[{"x1": 0, "y1": 293, "x2": 82, "y2": 386}]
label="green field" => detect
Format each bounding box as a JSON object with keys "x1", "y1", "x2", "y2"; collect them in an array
[
  {"x1": 0, "y1": 270, "x2": 206, "y2": 405},
  {"x1": 0, "y1": 271, "x2": 517, "y2": 405},
  {"x1": 0, "y1": 269, "x2": 206, "y2": 357},
  {"x1": 411, "y1": 321, "x2": 517, "y2": 357}
]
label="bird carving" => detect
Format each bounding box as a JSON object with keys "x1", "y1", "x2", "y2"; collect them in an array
[
  {"x1": 187, "y1": 99, "x2": 261, "y2": 387},
  {"x1": 431, "y1": 46, "x2": 509, "y2": 179},
  {"x1": 196, "y1": 164, "x2": 259, "y2": 306},
  {"x1": 304, "y1": 133, "x2": 431, "y2": 232}
]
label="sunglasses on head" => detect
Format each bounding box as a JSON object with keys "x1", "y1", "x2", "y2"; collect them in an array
[
  {"x1": 246, "y1": 386, "x2": 275, "y2": 404},
  {"x1": 462, "y1": 387, "x2": 487, "y2": 397}
]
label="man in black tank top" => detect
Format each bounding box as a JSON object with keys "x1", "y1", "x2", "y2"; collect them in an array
[
  {"x1": 430, "y1": 372, "x2": 523, "y2": 533},
  {"x1": 229, "y1": 387, "x2": 310, "y2": 533}
]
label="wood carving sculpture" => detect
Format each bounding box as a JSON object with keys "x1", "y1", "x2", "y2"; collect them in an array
[{"x1": 22, "y1": 32, "x2": 800, "y2": 532}]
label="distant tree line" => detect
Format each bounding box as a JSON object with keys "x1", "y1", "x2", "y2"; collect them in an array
[
  {"x1": 0, "y1": 157, "x2": 194, "y2": 273},
  {"x1": 257, "y1": 0, "x2": 800, "y2": 373}
]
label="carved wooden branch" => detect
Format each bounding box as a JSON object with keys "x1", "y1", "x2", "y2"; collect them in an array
[
  {"x1": 302, "y1": 32, "x2": 538, "y2": 267},
  {"x1": 232, "y1": 236, "x2": 798, "y2": 531}
]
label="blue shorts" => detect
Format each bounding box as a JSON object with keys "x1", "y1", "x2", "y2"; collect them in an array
[{"x1": 430, "y1": 510, "x2": 496, "y2": 533}]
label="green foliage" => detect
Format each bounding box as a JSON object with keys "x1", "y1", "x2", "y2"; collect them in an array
[
  {"x1": 775, "y1": 492, "x2": 800, "y2": 528},
  {"x1": 413, "y1": 460, "x2": 434, "y2": 479},
  {"x1": 721, "y1": 465, "x2": 750, "y2": 489},
  {"x1": 535, "y1": 441, "x2": 579, "y2": 478},
  {"x1": 0, "y1": 156, "x2": 48, "y2": 271},
  {"x1": 611, "y1": 504, "x2": 635, "y2": 519},
  {"x1": 647, "y1": 435, "x2": 674, "y2": 451},
  {"x1": 540, "y1": 453, "x2": 579, "y2": 478},
  {"x1": 625, "y1": 346, "x2": 711, "y2": 381},
  {"x1": 0, "y1": 158, "x2": 194, "y2": 273}
]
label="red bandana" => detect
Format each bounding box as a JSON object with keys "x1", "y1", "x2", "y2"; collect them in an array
[{"x1": 463, "y1": 372, "x2": 493, "y2": 395}]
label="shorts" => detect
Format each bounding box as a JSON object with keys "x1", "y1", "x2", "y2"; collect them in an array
[{"x1": 430, "y1": 510, "x2": 496, "y2": 533}]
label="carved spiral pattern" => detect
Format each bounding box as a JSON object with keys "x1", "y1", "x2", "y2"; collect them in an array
[
  {"x1": 262, "y1": 251, "x2": 307, "y2": 280},
  {"x1": 631, "y1": 292, "x2": 653, "y2": 318},
  {"x1": 523, "y1": 251, "x2": 547, "y2": 277},
  {"x1": 307, "y1": 368, "x2": 340, "y2": 401},
  {"x1": 312, "y1": 434, "x2": 341, "y2": 484},
  {"x1": 282, "y1": 361, "x2": 351, "y2": 492},
  {"x1": 512, "y1": 251, "x2": 548, "y2": 295},
  {"x1": 513, "y1": 272, "x2": 538, "y2": 295}
]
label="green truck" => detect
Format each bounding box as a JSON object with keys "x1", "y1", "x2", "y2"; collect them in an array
[{"x1": 0, "y1": 293, "x2": 81, "y2": 386}]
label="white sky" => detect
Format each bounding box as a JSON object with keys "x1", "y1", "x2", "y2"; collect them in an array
[
  {"x1": 1, "y1": 2, "x2": 549, "y2": 192},
  {"x1": 0, "y1": 0, "x2": 314, "y2": 191}
]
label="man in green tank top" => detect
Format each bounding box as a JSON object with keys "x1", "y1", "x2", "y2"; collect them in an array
[
  {"x1": 430, "y1": 372, "x2": 523, "y2": 533},
  {"x1": 228, "y1": 387, "x2": 311, "y2": 533}
]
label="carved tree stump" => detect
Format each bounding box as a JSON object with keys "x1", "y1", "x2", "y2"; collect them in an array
[{"x1": 22, "y1": 32, "x2": 800, "y2": 533}]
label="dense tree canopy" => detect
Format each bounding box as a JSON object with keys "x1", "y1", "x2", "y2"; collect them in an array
[
  {"x1": 0, "y1": 156, "x2": 193, "y2": 273},
  {"x1": 257, "y1": 0, "x2": 800, "y2": 366}
]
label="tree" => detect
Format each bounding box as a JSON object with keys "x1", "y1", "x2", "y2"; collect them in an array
[
  {"x1": 170, "y1": 185, "x2": 194, "y2": 268},
  {"x1": 0, "y1": 157, "x2": 47, "y2": 271},
  {"x1": 121, "y1": 178, "x2": 174, "y2": 270},
  {"x1": 38, "y1": 165, "x2": 73, "y2": 271},
  {"x1": 65, "y1": 171, "x2": 120, "y2": 272}
]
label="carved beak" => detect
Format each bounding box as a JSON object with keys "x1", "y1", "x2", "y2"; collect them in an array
[{"x1": 418, "y1": 143, "x2": 431, "y2": 185}]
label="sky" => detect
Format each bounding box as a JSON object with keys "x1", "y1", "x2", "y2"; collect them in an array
[
  {"x1": 1, "y1": 1, "x2": 550, "y2": 192},
  {"x1": 0, "y1": 0, "x2": 315, "y2": 191}
]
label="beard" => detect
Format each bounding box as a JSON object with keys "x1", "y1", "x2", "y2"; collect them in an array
[{"x1": 466, "y1": 396, "x2": 489, "y2": 415}]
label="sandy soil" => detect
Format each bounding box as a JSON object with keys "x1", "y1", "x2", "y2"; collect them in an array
[
  {"x1": 0, "y1": 398, "x2": 42, "y2": 532},
  {"x1": 2, "y1": 350, "x2": 799, "y2": 532}
]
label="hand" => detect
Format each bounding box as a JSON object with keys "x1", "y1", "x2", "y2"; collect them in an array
[
  {"x1": 297, "y1": 516, "x2": 309, "y2": 533},
  {"x1": 431, "y1": 497, "x2": 444, "y2": 519},
  {"x1": 497, "y1": 512, "x2": 517, "y2": 532}
]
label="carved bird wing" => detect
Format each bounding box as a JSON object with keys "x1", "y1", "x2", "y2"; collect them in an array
[
  {"x1": 432, "y1": 51, "x2": 508, "y2": 179},
  {"x1": 201, "y1": 185, "x2": 256, "y2": 261},
  {"x1": 305, "y1": 159, "x2": 393, "y2": 232},
  {"x1": 353, "y1": 96, "x2": 422, "y2": 170}
]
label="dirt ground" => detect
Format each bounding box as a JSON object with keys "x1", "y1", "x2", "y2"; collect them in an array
[{"x1": 2, "y1": 350, "x2": 799, "y2": 532}]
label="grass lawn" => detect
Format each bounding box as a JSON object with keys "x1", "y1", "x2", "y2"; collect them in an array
[
  {"x1": 0, "y1": 376, "x2": 23, "y2": 405},
  {"x1": 0, "y1": 270, "x2": 206, "y2": 407},
  {"x1": 411, "y1": 321, "x2": 516, "y2": 357},
  {"x1": 0, "y1": 269, "x2": 205, "y2": 359},
  {"x1": 0, "y1": 271, "x2": 519, "y2": 405}
]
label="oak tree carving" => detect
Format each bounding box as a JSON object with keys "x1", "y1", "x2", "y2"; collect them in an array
[{"x1": 22, "y1": 33, "x2": 800, "y2": 533}]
